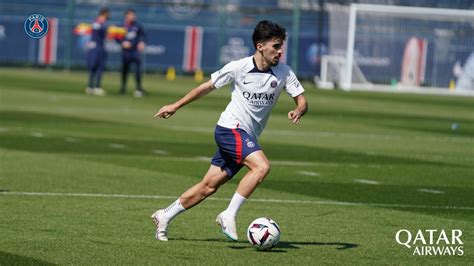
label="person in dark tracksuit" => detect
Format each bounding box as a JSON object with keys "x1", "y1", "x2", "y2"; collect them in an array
[
  {"x1": 119, "y1": 9, "x2": 147, "y2": 97},
  {"x1": 86, "y1": 8, "x2": 110, "y2": 96}
]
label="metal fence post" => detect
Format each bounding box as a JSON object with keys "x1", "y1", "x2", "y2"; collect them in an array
[
  {"x1": 291, "y1": 0, "x2": 300, "y2": 73},
  {"x1": 63, "y1": 0, "x2": 75, "y2": 71}
]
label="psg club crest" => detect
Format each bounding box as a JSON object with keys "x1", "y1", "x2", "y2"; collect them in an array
[
  {"x1": 271, "y1": 80, "x2": 278, "y2": 88},
  {"x1": 24, "y1": 14, "x2": 49, "y2": 39},
  {"x1": 245, "y1": 139, "x2": 255, "y2": 148}
]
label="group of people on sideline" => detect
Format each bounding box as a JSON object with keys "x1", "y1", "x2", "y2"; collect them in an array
[{"x1": 86, "y1": 8, "x2": 146, "y2": 97}]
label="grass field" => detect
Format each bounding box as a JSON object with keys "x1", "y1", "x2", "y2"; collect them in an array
[{"x1": 0, "y1": 67, "x2": 473, "y2": 264}]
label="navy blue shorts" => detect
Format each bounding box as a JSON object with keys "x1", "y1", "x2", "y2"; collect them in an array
[
  {"x1": 87, "y1": 48, "x2": 106, "y2": 71},
  {"x1": 211, "y1": 125, "x2": 261, "y2": 177}
]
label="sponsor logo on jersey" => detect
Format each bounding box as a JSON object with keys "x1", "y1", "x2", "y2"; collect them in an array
[
  {"x1": 271, "y1": 80, "x2": 277, "y2": 88},
  {"x1": 242, "y1": 91, "x2": 275, "y2": 106},
  {"x1": 24, "y1": 14, "x2": 49, "y2": 39}
]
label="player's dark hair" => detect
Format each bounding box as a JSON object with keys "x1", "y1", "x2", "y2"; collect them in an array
[
  {"x1": 252, "y1": 20, "x2": 286, "y2": 49},
  {"x1": 125, "y1": 8, "x2": 136, "y2": 15},
  {"x1": 99, "y1": 7, "x2": 110, "y2": 16}
]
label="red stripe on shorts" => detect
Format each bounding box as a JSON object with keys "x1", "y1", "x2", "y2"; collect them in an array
[{"x1": 231, "y1": 128, "x2": 242, "y2": 164}]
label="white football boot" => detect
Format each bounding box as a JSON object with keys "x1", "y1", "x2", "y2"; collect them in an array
[
  {"x1": 216, "y1": 211, "x2": 238, "y2": 241},
  {"x1": 92, "y1": 88, "x2": 106, "y2": 96},
  {"x1": 133, "y1": 90, "x2": 144, "y2": 98},
  {"x1": 151, "y1": 210, "x2": 169, "y2": 241},
  {"x1": 85, "y1": 87, "x2": 94, "y2": 95}
]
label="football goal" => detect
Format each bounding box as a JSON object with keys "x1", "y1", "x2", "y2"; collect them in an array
[{"x1": 320, "y1": 3, "x2": 474, "y2": 94}]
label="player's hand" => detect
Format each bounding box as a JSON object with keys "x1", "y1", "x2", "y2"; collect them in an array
[
  {"x1": 154, "y1": 104, "x2": 178, "y2": 119},
  {"x1": 122, "y1": 41, "x2": 132, "y2": 49},
  {"x1": 137, "y1": 42, "x2": 145, "y2": 52},
  {"x1": 288, "y1": 110, "x2": 302, "y2": 124}
]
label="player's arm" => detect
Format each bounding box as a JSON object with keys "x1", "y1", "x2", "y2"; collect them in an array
[
  {"x1": 137, "y1": 24, "x2": 146, "y2": 52},
  {"x1": 288, "y1": 93, "x2": 308, "y2": 124},
  {"x1": 154, "y1": 79, "x2": 215, "y2": 119}
]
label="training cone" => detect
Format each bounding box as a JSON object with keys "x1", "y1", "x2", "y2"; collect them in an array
[
  {"x1": 390, "y1": 78, "x2": 397, "y2": 88},
  {"x1": 166, "y1": 67, "x2": 176, "y2": 81},
  {"x1": 194, "y1": 69, "x2": 204, "y2": 82},
  {"x1": 449, "y1": 79, "x2": 455, "y2": 91}
]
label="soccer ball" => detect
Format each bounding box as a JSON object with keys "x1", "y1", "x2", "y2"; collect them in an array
[{"x1": 247, "y1": 217, "x2": 281, "y2": 250}]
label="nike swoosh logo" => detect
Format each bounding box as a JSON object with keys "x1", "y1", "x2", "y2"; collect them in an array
[{"x1": 243, "y1": 81, "x2": 252, "y2": 84}]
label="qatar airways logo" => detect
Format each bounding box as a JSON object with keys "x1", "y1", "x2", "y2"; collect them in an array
[
  {"x1": 395, "y1": 229, "x2": 464, "y2": 256},
  {"x1": 242, "y1": 91, "x2": 275, "y2": 106}
]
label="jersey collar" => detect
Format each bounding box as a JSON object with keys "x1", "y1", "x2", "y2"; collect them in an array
[{"x1": 248, "y1": 57, "x2": 275, "y2": 76}]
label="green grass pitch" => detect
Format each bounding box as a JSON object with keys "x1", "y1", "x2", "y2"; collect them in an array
[{"x1": 0, "y1": 67, "x2": 473, "y2": 264}]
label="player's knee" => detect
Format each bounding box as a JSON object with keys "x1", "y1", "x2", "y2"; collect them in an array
[
  {"x1": 256, "y1": 162, "x2": 271, "y2": 179},
  {"x1": 201, "y1": 182, "x2": 218, "y2": 196}
]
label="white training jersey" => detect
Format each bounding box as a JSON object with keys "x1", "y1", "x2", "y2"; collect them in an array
[{"x1": 211, "y1": 56, "x2": 305, "y2": 139}]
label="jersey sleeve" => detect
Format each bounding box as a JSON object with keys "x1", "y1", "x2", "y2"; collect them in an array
[
  {"x1": 211, "y1": 60, "x2": 239, "y2": 89},
  {"x1": 284, "y1": 68, "x2": 305, "y2": 97}
]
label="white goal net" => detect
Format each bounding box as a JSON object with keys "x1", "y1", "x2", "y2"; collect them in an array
[{"x1": 321, "y1": 4, "x2": 474, "y2": 94}]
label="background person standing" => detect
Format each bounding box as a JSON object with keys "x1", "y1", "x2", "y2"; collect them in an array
[
  {"x1": 85, "y1": 8, "x2": 110, "y2": 96},
  {"x1": 119, "y1": 9, "x2": 147, "y2": 97}
]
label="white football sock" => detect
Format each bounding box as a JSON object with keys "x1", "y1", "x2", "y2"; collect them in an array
[
  {"x1": 162, "y1": 198, "x2": 186, "y2": 221},
  {"x1": 225, "y1": 192, "x2": 247, "y2": 217}
]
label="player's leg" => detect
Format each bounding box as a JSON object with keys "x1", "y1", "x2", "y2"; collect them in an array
[
  {"x1": 95, "y1": 50, "x2": 105, "y2": 88},
  {"x1": 212, "y1": 127, "x2": 264, "y2": 241},
  {"x1": 236, "y1": 150, "x2": 270, "y2": 198},
  {"x1": 180, "y1": 165, "x2": 229, "y2": 208},
  {"x1": 120, "y1": 54, "x2": 129, "y2": 94},
  {"x1": 86, "y1": 51, "x2": 98, "y2": 94},
  {"x1": 151, "y1": 165, "x2": 229, "y2": 241},
  {"x1": 216, "y1": 150, "x2": 270, "y2": 241},
  {"x1": 133, "y1": 57, "x2": 144, "y2": 93},
  {"x1": 92, "y1": 50, "x2": 106, "y2": 95},
  {"x1": 87, "y1": 69, "x2": 96, "y2": 95}
]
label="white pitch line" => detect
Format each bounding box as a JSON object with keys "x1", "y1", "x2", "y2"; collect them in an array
[
  {"x1": 164, "y1": 125, "x2": 473, "y2": 144},
  {"x1": 298, "y1": 171, "x2": 320, "y2": 177},
  {"x1": 272, "y1": 160, "x2": 336, "y2": 167},
  {"x1": 0, "y1": 127, "x2": 9, "y2": 133},
  {"x1": 418, "y1": 188, "x2": 445, "y2": 194},
  {"x1": 354, "y1": 179, "x2": 380, "y2": 185},
  {"x1": 195, "y1": 156, "x2": 212, "y2": 162},
  {"x1": 0, "y1": 191, "x2": 472, "y2": 211},
  {"x1": 30, "y1": 132, "x2": 44, "y2": 138},
  {"x1": 152, "y1": 149, "x2": 169, "y2": 155},
  {"x1": 65, "y1": 137, "x2": 79, "y2": 143},
  {"x1": 156, "y1": 156, "x2": 391, "y2": 169},
  {"x1": 109, "y1": 143, "x2": 127, "y2": 149}
]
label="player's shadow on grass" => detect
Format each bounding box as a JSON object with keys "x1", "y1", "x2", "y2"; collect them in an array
[
  {"x1": 0, "y1": 251, "x2": 56, "y2": 265},
  {"x1": 174, "y1": 238, "x2": 358, "y2": 252},
  {"x1": 277, "y1": 241, "x2": 358, "y2": 250},
  {"x1": 228, "y1": 241, "x2": 358, "y2": 252}
]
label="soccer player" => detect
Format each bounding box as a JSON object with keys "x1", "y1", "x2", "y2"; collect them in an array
[
  {"x1": 152, "y1": 20, "x2": 308, "y2": 241},
  {"x1": 85, "y1": 8, "x2": 110, "y2": 96},
  {"x1": 119, "y1": 9, "x2": 147, "y2": 97}
]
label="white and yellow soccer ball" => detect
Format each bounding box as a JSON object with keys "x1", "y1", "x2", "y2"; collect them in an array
[{"x1": 247, "y1": 217, "x2": 281, "y2": 250}]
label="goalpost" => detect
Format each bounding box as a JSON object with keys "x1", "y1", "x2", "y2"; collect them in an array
[{"x1": 320, "y1": 4, "x2": 474, "y2": 95}]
